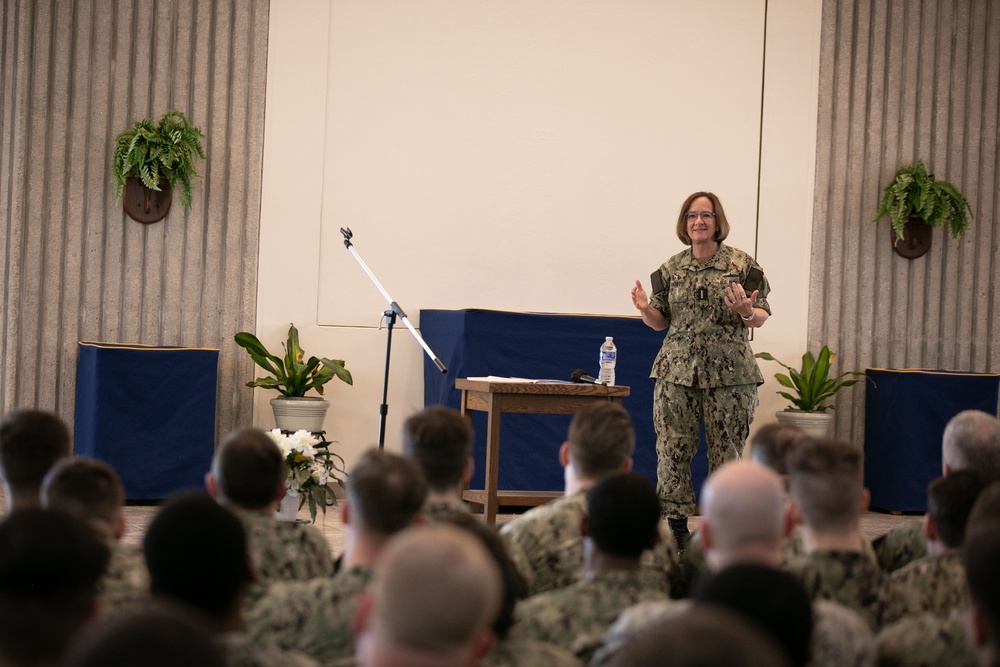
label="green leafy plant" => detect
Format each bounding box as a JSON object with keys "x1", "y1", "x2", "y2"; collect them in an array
[
  {"x1": 754, "y1": 346, "x2": 866, "y2": 412},
  {"x1": 234, "y1": 324, "x2": 353, "y2": 397},
  {"x1": 874, "y1": 159, "x2": 973, "y2": 244},
  {"x1": 112, "y1": 109, "x2": 207, "y2": 207}
]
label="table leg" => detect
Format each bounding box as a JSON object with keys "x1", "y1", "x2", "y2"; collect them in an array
[{"x1": 484, "y1": 393, "x2": 501, "y2": 525}]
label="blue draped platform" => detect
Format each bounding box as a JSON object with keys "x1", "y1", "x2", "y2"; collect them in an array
[
  {"x1": 420, "y1": 309, "x2": 711, "y2": 497},
  {"x1": 74, "y1": 342, "x2": 219, "y2": 500},
  {"x1": 864, "y1": 368, "x2": 1000, "y2": 513}
]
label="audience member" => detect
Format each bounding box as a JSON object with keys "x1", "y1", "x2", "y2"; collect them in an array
[
  {"x1": 786, "y1": 439, "x2": 922, "y2": 631},
  {"x1": 500, "y1": 403, "x2": 675, "y2": 596},
  {"x1": 0, "y1": 508, "x2": 109, "y2": 667},
  {"x1": 747, "y1": 421, "x2": 808, "y2": 476},
  {"x1": 594, "y1": 460, "x2": 874, "y2": 667},
  {"x1": 607, "y1": 604, "x2": 792, "y2": 667},
  {"x1": 354, "y1": 523, "x2": 503, "y2": 667},
  {"x1": 964, "y1": 525, "x2": 1000, "y2": 667},
  {"x1": 507, "y1": 472, "x2": 668, "y2": 663},
  {"x1": 0, "y1": 409, "x2": 72, "y2": 513},
  {"x1": 65, "y1": 606, "x2": 227, "y2": 667},
  {"x1": 434, "y1": 513, "x2": 582, "y2": 667},
  {"x1": 143, "y1": 491, "x2": 318, "y2": 666},
  {"x1": 247, "y1": 449, "x2": 427, "y2": 666},
  {"x1": 875, "y1": 409, "x2": 1000, "y2": 572},
  {"x1": 890, "y1": 470, "x2": 987, "y2": 614},
  {"x1": 401, "y1": 406, "x2": 474, "y2": 521},
  {"x1": 206, "y1": 428, "x2": 334, "y2": 605},
  {"x1": 42, "y1": 458, "x2": 150, "y2": 616}
]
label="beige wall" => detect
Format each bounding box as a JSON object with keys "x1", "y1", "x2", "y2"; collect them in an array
[{"x1": 257, "y1": 0, "x2": 823, "y2": 464}]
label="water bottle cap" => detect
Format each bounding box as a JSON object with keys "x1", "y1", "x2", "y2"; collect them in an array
[{"x1": 605, "y1": 336, "x2": 613, "y2": 341}]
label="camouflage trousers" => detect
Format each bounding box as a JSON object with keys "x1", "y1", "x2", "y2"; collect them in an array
[{"x1": 652, "y1": 379, "x2": 757, "y2": 518}]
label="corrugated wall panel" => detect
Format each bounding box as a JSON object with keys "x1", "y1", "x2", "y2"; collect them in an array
[
  {"x1": 812, "y1": 0, "x2": 1000, "y2": 448},
  {"x1": 0, "y1": 0, "x2": 268, "y2": 442}
]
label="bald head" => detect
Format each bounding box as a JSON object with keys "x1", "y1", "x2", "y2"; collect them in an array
[
  {"x1": 363, "y1": 525, "x2": 503, "y2": 665},
  {"x1": 942, "y1": 410, "x2": 1000, "y2": 478},
  {"x1": 700, "y1": 461, "x2": 787, "y2": 569}
]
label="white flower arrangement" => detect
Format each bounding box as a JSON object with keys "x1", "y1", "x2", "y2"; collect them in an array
[{"x1": 267, "y1": 428, "x2": 347, "y2": 522}]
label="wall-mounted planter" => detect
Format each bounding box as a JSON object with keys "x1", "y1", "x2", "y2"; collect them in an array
[
  {"x1": 890, "y1": 214, "x2": 932, "y2": 259},
  {"x1": 123, "y1": 176, "x2": 172, "y2": 224}
]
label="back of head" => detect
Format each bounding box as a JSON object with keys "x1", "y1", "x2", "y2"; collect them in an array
[
  {"x1": 567, "y1": 403, "x2": 635, "y2": 479},
  {"x1": 942, "y1": 410, "x2": 1000, "y2": 479},
  {"x1": 0, "y1": 508, "x2": 109, "y2": 667},
  {"x1": 65, "y1": 605, "x2": 226, "y2": 667},
  {"x1": 967, "y1": 481, "x2": 1000, "y2": 534},
  {"x1": 749, "y1": 422, "x2": 806, "y2": 475},
  {"x1": 368, "y1": 524, "x2": 502, "y2": 662},
  {"x1": 608, "y1": 604, "x2": 792, "y2": 667},
  {"x1": 0, "y1": 409, "x2": 71, "y2": 499},
  {"x1": 435, "y1": 513, "x2": 527, "y2": 640},
  {"x1": 927, "y1": 470, "x2": 989, "y2": 549},
  {"x1": 586, "y1": 472, "x2": 660, "y2": 559},
  {"x1": 142, "y1": 492, "x2": 251, "y2": 621},
  {"x1": 402, "y1": 406, "x2": 473, "y2": 494},
  {"x1": 787, "y1": 439, "x2": 863, "y2": 534},
  {"x1": 347, "y1": 449, "x2": 428, "y2": 536},
  {"x1": 212, "y1": 428, "x2": 285, "y2": 509},
  {"x1": 700, "y1": 460, "x2": 787, "y2": 559},
  {"x1": 963, "y1": 526, "x2": 1000, "y2": 651},
  {"x1": 42, "y1": 457, "x2": 125, "y2": 536},
  {"x1": 693, "y1": 564, "x2": 813, "y2": 667}
]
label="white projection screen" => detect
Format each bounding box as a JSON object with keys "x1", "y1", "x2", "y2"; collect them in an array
[{"x1": 317, "y1": 1, "x2": 767, "y2": 326}]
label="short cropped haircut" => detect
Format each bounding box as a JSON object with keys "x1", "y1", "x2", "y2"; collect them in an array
[
  {"x1": 0, "y1": 509, "x2": 109, "y2": 667},
  {"x1": 926, "y1": 470, "x2": 988, "y2": 549},
  {"x1": 347, "y1": 449, "x2": 428, "y2": 536},
  {"x1": 963, "y1": 526, "x2": 1000, "y2": 646},
  {"x1": 675, "y1": 191, "x2": 731, "y2": 246},
  {"x1": 0, "y1": 409, "x2": 71, "y2": 493},
  {"x1": 65, "y1": 605, "x2": 226, "y2": 667},
  {"x1": 587, "y1": 472, "x2": 661, "y2": 559},
  {"x1": 786, "y1": 440, "x2": 863, "y2": 533},
  {"x1": 693, "y1": 565, "x2": 813, "y2": 667},
  {"x1": 749, "y1": 423, "x2": 806, "y2": 475},
  {"x1": 942, "y1": 410, "x2": 1000, "y2": 480},
  {"x1": 437, "y1": 512, "x2": 528, "y2": 639},
  {"x1": 212, "y1": 428, "x2": 285, "y2": 509},
  {"x1": 42, "y1": 458, "x2": 125, "y2": 531},
  {"x1": 143, "y1": 492, "x2": 251, "y2": 620},
  {"x1": 402, "y1": 406, "x2": 473, "y2": 493},
  {"x1": 567, "y1": 403, "x2": 635, "y2": 478}
]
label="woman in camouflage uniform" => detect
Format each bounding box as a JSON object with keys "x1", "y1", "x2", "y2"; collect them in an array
[{"x1": 630, "y1": 191, "x2": 771, "y2": 548}]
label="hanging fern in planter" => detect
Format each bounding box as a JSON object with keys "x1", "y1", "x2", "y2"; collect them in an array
[
  {"x1": 873, "y1": 160, "x2": 973, "y2": 243},
  {"x1": 112, "y1": 109, "x2": 207, "y2": 208}
]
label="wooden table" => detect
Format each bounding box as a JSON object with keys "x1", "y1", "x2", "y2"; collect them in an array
[{"x1": 456, "y1": 378, "x2": 630, "y2": 524}]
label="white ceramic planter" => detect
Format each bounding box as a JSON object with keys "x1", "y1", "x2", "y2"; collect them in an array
[
  {"x1": 774, "y1": 410, "x2": 834, "y2": 439},
  {"x1": 275, "y1": 487, "x2": 301, "y2": 522},
  {"x1": 270, "y1": 396, "x2": 330, "y2": 433}
]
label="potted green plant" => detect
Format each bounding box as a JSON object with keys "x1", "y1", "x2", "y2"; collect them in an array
[
  {"x1": 234, "y1": 323, "x2": 353, "y2": 432},
  {"x1": 112, "y1": 109, "x2": 206, "y2": 223},
  {"x1": 874, "y1": 159, "x2": 973, "y2": 258},
  {"x1": 754, "y1": 345, "x2": 866, "y2": 438}
]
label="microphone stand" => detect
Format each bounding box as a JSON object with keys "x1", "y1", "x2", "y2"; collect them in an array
[{"x1": 340, "y1": 227, "x2": 447, "y2": 449}]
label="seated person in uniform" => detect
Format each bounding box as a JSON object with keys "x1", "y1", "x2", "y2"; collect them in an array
[
  {"x1": 0, "y1": 409, "x2": 72, "y2": 513},
  {"x1": 402, "y1": 406, "x2": 475, "y2": 521}
]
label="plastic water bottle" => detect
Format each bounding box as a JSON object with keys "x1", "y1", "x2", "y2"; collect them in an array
[{"x1": 598, "y1": 337, "x2": 617, "y2": 386}]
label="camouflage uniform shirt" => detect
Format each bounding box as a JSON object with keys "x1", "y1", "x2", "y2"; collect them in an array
[
  {"x1": 873, "y1": 519, "x2": 927, "y2": 572},
  {"x1": 220, "y1": 632, "x2": 322, "y2": 667},
  {"x1": 647, "y1": 243, "x2": 770, "y2": 387},
  {"x1": 499, "y1": 491, "x2": 675, "y2": 597},
  {"x1": 876, "y1": 608, "x2": 975, "y2": 667},
  {"x1": 787, "y1": 549, "x2": 924, "y2": 632},
  {"x1": 420, "y1": 499, "x2": 472, "y2": 523},
  {"x1": 246, "y1": 565, "x2": 372, "y2": 667},
  {"x1": 481, "y1": 637, "x2": 584, "y2": 667},
  {"x1": 239, "y1": 510, "x2": 335, "y2": 608},
  {"x1": 889, "y1": 550, "x2": 967, "y2": 616},
  {"x1": 508, "y1": 569, "x2": 668, "y2": 663}
]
